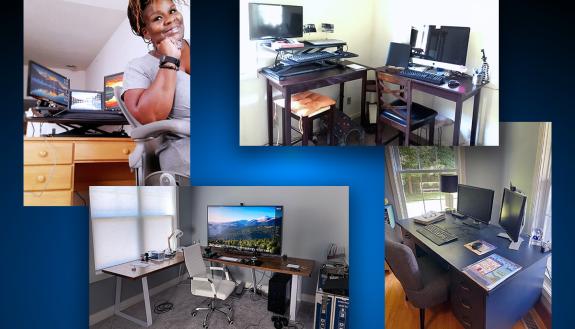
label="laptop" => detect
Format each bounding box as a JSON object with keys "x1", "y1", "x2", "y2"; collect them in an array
[
  {"x1": 307, "y1": 39, "x2": 345, "y2": 46},
  {"x1": 60, "y1": 90, "x2": 124, "y2": 118}
]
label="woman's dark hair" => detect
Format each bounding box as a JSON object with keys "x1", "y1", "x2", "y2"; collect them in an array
[{"x1": 127, "y1": 0, "x2": 186, "y2": 39}]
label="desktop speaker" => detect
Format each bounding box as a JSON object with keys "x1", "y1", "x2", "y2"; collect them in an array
[{"x1": 268, "y1": 273, "x2": 291, "y2": 314}]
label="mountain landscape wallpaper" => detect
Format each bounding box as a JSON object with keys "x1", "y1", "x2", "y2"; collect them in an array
[{"x1": 208, "y1": 206, "x2": 282, "y2": 254}]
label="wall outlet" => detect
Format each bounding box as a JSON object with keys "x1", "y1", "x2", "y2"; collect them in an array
[{"x1": 347, "y1": 97, "x2": 351, "y2": 105}]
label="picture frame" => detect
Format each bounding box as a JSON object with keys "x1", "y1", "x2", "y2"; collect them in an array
[{"x1": 384, "y1": 204, "x2": 396, "y2": 228}]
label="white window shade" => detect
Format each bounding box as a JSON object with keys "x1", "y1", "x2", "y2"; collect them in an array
[
  {"x1": 142, "y1": 215, "x2": 174, "y2": 252},
  {"x1": 90, "y1": 186, "x2": 178, "y2": 272},
  {"x1": 92, "y1": 217, "x2": 139, "y2": 270}
]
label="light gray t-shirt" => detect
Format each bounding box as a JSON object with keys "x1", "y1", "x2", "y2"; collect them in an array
[{"x1": 122, "y1": 40, "x2": 190, "y2": 176}]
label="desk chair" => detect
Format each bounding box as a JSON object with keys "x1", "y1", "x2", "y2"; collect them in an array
[
  {"x1": 184, "y1": 244, "x2": 235, "y2": 328},
  {"x1": 114, "y1": 87, "x2": 189, "y2": 186},
  {"x1": 375, "y1": 71, "x2": 437, "y2": 145},
  {"x1": 273, "y1": 91, "x2": 336, "y2": 145},
  {"x1": 385, "y1": 235, "x2": 450, "y2": 329}
]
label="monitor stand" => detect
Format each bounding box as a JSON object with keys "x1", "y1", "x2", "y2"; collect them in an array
[
  {"x1": 497, "y1": 232, "x2": 524, "y2": 250},
  {"x1": 462, "y1": 218, "x2": 488, "y2": 229}
]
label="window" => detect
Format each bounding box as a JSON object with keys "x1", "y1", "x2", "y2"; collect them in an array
[
  {"x1": 89, "y1": 186, "x2": 177, "y2": 272},
  {"x1": 389, "y1": 147, "x2": 461, "y2": 218}
]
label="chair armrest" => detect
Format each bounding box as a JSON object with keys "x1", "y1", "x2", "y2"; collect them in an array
[
  {"x1": 192, "y1": 276, "x2": 217, "y2": 296},
  {"x1": 130, "y1": 119, "x2": 190, "y2": 139},
  {"x1": 208, "y1": 266, "x2": 230, "y2": 280}
]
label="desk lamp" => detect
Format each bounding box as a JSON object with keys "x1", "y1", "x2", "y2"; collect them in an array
[
  {"x1": 440, "y1": 174, "x2": 458, "y2": 213},
  {"x1": 167, "y1": 229, "x2": 183, "y2": 253}
]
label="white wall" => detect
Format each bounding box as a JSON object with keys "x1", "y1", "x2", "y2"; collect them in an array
[
  {"x1": 372, "y1": 0, "x2": 499, "y2": 145},
  {"x1": 178, "y1": 186, "x2": 349, "y2": 296},
  {"x1": 240, "y1": 0, "x2": 376, "y2": 145}
]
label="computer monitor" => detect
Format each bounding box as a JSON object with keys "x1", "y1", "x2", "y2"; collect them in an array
[
  {"x1": 457, "y1": 184, "x2": 494, "y2": 228},
  {"x1": 103, "y1": 72, "x2": 124, "y2": 111},
  {"x1": 69, "y1": 90, "x2": 103, "y2": 110},
  {"x1": 410, "y1": 25, "x2": 471, "y2": 72},
  {"x1": 499, "y1": 188, "x2": 527, "y2": 243},
  {"x1": 386, "y1": 42, "x2": 411, "y2": 68},
  {"x1": 207, "y1": 205, "x2": 283, "y2": 255},
  {"x1": 248, "y1": 3, "x2": 303, "y2": 40},
  {"x1": 27, "y1": 60, "x2": 70, "y2": 107}
]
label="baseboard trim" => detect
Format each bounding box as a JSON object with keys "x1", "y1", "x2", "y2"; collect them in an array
[{"x1": 89, "y1": 277, "x2": 181, "y2": 326}]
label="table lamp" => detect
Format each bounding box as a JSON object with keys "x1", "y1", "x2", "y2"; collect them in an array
[
  {"x1": 440, "y1": 174, "x2": 458, "y2": 213},
  {"x1": 167, "y1": 229, "x2": 183, "y2": 253}
]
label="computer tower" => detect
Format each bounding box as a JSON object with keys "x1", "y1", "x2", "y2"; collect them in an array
[
  {"x1": 333, "y1": 296, "x2": 349, "y2": 329},
  {"x1": 268, "y1": 273, "x2": 291, "y2": 314}
]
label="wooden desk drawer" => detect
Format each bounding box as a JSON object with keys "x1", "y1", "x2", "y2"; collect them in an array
[
  {"x1": 24, "y1": 190, "x2": 73, "y2": 206},
  {"x1": 24, "y1": 165, "x2": 73, "y2": 191},
  {"x1": 74, "y1": 140, "x2": 134, "y2": 162},
  {"x1": 24, "y1": 141, "x2": 73, "y2": 165}
]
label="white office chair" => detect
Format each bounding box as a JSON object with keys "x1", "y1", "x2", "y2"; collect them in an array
[
  {"x1": 184, "y1": 244, "x2": 235, "y2": 328},
  {"x1": 114, "y1": 87, "x2": 190, "y2": 186}
]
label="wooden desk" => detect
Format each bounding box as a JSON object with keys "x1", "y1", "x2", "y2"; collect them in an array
[
  {"x1": 206, "y1": 248, "x2": 315, "y2": 321},
  {"x1": 396, "y1": 215, "x2": 550, "y2": 329},
  {"x1": 102, "y1": 252, "x2": 185, "y2": 327},
  {"x1": 260, "y1": 61, "x2": 368, "y2": 146},
  {"x1": 23, "y1": 137, "x2": 136, "y2": 206},
  {"x1": 375, "y1": 67, "x2": 485, "y2": 146}
]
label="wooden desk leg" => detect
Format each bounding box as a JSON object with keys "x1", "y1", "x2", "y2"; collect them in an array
[
  {"x1": 360, "y1": 73, "x2": 367, "y2": 128},
  {"x1": 470, "y1": 90, "x2": 482, "y2": 146},
  {"x1": 284, "y1": 94, "x2": 292, "y2": 146},
  {"x1": 267, "y1": 82, "x2": 273, "y2": 146},
  {"x1": 289, "y1": 275, "x2": 302, "y2": 321},
  {"x1": 302, "y1": 117, "x2": 310, "y2": 146},
  {"x1": 339, "y1": 82, "x2": 345, "y2": 111},
  {"x1": 453, "y1": 101, "x2": 463, "y2": 146},
  {"x1": 113, "y1": 276, "x2": 153, "y2": 327}
]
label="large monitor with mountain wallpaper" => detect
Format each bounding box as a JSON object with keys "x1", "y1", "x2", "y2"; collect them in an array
[{"x1": 207, "y1": 205, "x2": 283, "y2": 255}]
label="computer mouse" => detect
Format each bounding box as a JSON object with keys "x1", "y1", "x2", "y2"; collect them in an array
[
  {"x1": 448, "y1": 80, "x2": 460, "y2": 88},
  {"x1": 471, "y1": 241, "x2": 483, "y2": 250}
]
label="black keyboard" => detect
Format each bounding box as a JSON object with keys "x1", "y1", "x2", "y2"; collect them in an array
[
  {"x1": 398, "y1": 69, "x2": 445, "y2": 85},
  {"x1": 416, "y1": 224, "x2": 458, "y2": 245},
  {"x1": 289, "y1": 51, "x2": 338, "y2": 63},
  {"x1": 262, "y1": 62, "x2": 337, "y2": 80}
]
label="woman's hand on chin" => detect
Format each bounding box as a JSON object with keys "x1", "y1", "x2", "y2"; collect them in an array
[{"x1": 155, "y1": 37, "x2": 181, "y2": 59}]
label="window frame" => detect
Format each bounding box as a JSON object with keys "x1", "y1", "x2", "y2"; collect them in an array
[{"x1": 387, "y1": 147, "x2": 465, "y2": 219}]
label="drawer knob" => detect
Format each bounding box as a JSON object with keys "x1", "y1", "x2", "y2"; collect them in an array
[
  {"x1": 38, "y1": 150, "x2": 48, "y2": 158},
  {"x1": 36, "y1": 175, "x2": 46, "y2": 183},
  {"x1": 122, "y1": 148, "x2": 131, "y2": 155}
]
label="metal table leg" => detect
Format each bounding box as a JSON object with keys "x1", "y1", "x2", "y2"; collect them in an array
[{"x1": 113, "y1": 276, "x2": 153, "y2": 327}]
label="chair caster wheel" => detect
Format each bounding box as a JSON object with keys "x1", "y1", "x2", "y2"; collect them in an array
[
  {"x1": 229, "y1": 320, "x2": 234, "y2": 325},
  {"x1": 229, "y1": 307, "x2": 232, "y2": 310},
  {"x1": 202, "y1": 323, "x2": 208, "y2": 329},
  {"x1": 191, "y1": 312, "x2": 197, "y2": 317}
]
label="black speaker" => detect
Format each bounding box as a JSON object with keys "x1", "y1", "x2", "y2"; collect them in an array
[{"x1": 268, "y1": 273, "x2": 291, "y2": 314}]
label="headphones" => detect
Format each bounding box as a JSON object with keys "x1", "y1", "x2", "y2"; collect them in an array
[{"x1": 272, "y1": 315, "x2": 289, "y2": 329}]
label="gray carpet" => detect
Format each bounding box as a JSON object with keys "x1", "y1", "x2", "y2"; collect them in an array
[{"x1": 91, "y1": 283, "x2": 314, "y2": 329}]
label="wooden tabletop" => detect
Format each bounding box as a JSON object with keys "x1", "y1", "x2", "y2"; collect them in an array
[
  {"x1": 102, "y1": 252, "x2": 185, "y2": 280},
  {"x1": 261, "y1": 60, "x2": 369, "y2": 88},
  {"x1": 102, "y1": 248, "x2": 315, "y2": 280},
  {"x1": 206, "y1": 248, "x2": 315, "y2": 277}
]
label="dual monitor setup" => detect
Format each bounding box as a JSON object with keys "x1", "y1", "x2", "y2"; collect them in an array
[
  {"x1": 425, "y1": 184, "x2": 527, "y2": 249},
  {"x1": 27, "y1": 60, "x2": 123, "y2": 115}
]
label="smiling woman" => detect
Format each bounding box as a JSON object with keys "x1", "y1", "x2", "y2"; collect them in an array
[{"x1": 123, "y1": 0, "x2": 190, "y2": 176}]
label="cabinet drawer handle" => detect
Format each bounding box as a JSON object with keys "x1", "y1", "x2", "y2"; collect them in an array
[
  {"x1": 461, "y1": 318, "x2": 472, "y2": 328},
  {"x1": 460, "y1": 300, "x2": 472, "y2": 310},
  {"x1": 459, "y1": 282, "x2": 470, "y2": 292},
  {"x1": 38, "y1": 150, "x2": 48, "y2": 158},
  {"x1": 36, "y1": 175, "x2": 46, "y2": 183},
  {"x1": 122, "y1": 148, "x2": 131, "y2": 155}
]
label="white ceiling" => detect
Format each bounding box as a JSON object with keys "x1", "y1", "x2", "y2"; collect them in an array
[{"x1": 24, "y1": 0, "x2": 129, "y2": 70}]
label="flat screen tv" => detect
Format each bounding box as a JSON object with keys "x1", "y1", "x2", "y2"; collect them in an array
[
  {"x1": 27, "y1": 60, "x2": 70, "y2": 107},
  {"x1": 103, "y1": 72, "x2": 124, "y2": 111},
  {"x1": 207, "y1": 205, "x2": 283, "y2": 255},
  {"x1": 249, "y1": 3, "x2": 303, "y2": 40}
]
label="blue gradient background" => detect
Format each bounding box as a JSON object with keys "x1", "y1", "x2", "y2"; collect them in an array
[{"x1": 0, "y1": 1, "x2": 572, "y2": 328}]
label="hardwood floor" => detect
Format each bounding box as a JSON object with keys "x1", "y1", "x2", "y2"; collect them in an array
[{"x1": 385, "y1": 272, "x2": 547, "y2": 329}]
